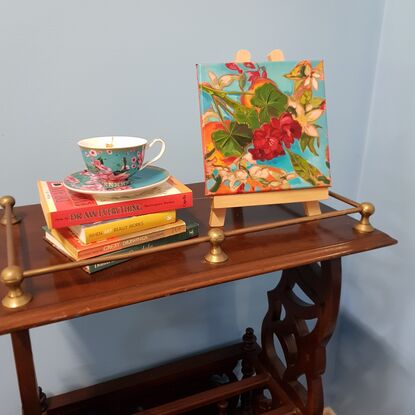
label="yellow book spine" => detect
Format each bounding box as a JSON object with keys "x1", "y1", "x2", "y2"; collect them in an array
[{"x1": 78, "y1": 210, "x2": 176, "y2": 243}]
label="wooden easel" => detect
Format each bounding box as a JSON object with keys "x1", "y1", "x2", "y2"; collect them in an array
[{"x1": 209, "y1": 49, "x2": 329, "y2": 227}]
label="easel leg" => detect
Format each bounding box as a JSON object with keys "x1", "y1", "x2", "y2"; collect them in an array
[
  {"x1": 11, "y1": 330, "x2": 43, "y2": 415},
  {"x1": 209, "y1": 206, "x2": 227, "y2": 227},
  {"x1": 303, "y1": 200, "x2": 321, "y2": 216}
]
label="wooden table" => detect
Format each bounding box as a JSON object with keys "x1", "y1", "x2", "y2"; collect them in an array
[{"x1": 0, "y1": 183, "x2": 396, "y2": 415}]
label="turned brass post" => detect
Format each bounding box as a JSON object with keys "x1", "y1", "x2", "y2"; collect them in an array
[
  {"x1": 0, "y1": 194, "x2": 31, "y2": 308},
  {"x1": 1, "y1": 265, "x2": 32, "y2": 308},
  {"x1": 204, "y1": 228, "x2": 228, "y2": 264},
  {"x1": 0, "y1": 195, "x2": 21, "y2": 225},
  {"x1": 354, "y1": 202, "x2": 375, "y2": 233}
]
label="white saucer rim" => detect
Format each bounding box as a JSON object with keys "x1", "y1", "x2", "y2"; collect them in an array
[{"x1": 63, "y1": 166, "x2": 170, "y2": 197}]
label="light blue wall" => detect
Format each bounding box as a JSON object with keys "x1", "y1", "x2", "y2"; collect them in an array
[
  {"x1": 326, "y1": 0, "x2": 415, "y2": 413},
  {"x1": 0, "y1": 1, "x2": 386, "y2": 414}
]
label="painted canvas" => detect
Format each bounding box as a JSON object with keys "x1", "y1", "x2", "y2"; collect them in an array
[{"x1": 196, "y1": 60, "x2": 331, "y2": 195}]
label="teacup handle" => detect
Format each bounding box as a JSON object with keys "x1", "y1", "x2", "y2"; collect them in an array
[{"x1": 140, "y1": 138, "x2": 166, "y2": 170}]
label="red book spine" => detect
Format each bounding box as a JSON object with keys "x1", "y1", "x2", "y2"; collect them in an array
[{"x1": 50, "y1": 193, "x2": 192, "y2": 228}]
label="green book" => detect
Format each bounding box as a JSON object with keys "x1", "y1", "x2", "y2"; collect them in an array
[{"x1": 45, "y1": 216, "x2": 199, "y2": 274}]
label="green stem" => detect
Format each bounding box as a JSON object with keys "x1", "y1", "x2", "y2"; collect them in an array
[
  {"x1": 212, "y1": 97, "x2": 225, "y2": 125},
  {"x1": 200, "y1": 84, "x2": 252, "y2": 104},
  {"x1": 217, "y1": 99, "x2": 234, "y2": 118},
  {"x1": 223, "y1": 90, "x2": 254, "y2": 96}
]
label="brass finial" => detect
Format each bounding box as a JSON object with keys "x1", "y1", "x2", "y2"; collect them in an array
[
  {"x1": 354, "y1": 202, "x2": 375, "y2": 233},
  {"x1": 0, "y1": 265, "x2": 32, "y2": 308},
  {"x1": 204, "y1": 228, "x2": 228, "y2": 264},
  {"x1": 0, "y1": 195, "x2": 21, "y2": 226}
]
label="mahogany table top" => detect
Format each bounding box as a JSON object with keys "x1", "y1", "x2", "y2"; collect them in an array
[{"x1": 0, "y1": 183, "x2": 396, "y2": 335}]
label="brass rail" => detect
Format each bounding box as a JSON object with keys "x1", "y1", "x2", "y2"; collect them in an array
[{"x1": 0, "y1": 192, "x2": 375, "y2": 309}]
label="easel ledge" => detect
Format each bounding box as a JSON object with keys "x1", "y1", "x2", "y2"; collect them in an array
[{"x1": 209, "y1": 49, "x2": 327, "y2": 227}]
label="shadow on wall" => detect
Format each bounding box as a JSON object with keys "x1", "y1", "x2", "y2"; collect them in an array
[{"x1": 325, "y1": 311, "x2": 414, "y2": 415}]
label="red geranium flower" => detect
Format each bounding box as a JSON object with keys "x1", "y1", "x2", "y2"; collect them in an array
[
  {"x1": 243, "y1": 62, "x2": 256, "y2": 69},
  {"x1": 249, "y1": 118, "x2": 285, "y2": 161},
  {"x1": 247, "y1": 70, "x2": 261, "y2": 84},
  {"x1": 249, "y1": 114, "x2": 302, "y2": 161},
  {"x1": 279, "y1": 113, "x2": 302, "y2": 147},
  {"x1": 225, "y1": 63, "x2": 242, "y2": 73}
]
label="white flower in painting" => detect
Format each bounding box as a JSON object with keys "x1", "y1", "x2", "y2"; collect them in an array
[
  {"x1": 208, "y1": 71, "x2": 239, "y2": 90},
  {"x1": 249, "y1": 165, "x2": 270, "y2": 179},
  {"x1": 289, "y1": 98, "x2": 324, "y2": 138}
]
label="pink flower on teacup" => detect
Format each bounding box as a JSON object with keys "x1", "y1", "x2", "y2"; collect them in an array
[
  {"x1": 131, "y1": 157, "x2": 137, "y2": 163},
  {"x1": 65, "y1": 175, "x2": 79, "y2": 184},
  {"x1": 106, "y1": 150, "x2": 112, "y2": 154},
  {"x1": 131, "y1": 164, "x2": 136, "y2": 169},
  {"x1": 89, "y1": 149, "x2": 97, "y2": 157},
  {"x1": 92, "y1": 159, "x2": 112, "y2": 172},
  {"x1": 137, "y1": 152, "x2": 144, "y2": 165},
  {"x1": 95, "y1": 171, "x2": 130, "y2": 182}
]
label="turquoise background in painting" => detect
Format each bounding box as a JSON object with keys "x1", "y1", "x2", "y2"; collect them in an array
[
  {"x1": 3, "y1": 1, "x2": 413, "y2": 414},
  {"x1": 198, "y1": 60, "x2": 329, "y2": 190}
]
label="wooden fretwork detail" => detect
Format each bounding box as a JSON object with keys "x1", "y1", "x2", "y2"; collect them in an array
[
  {"x1": 260, "y1": 259, "x2": 342, "y2": 415},
  {"x1": 241, "y1": 328, "x2": 258, "y2": 414}
]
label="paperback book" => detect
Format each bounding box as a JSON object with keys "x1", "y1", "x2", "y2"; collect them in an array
[
  {"x1": 44, "y1": 220, "x2": 187, "y2": 260},
  {"x1": 38, "y1": 176, "x2": 192, "y2": 229},
  {"x1": 69, "y1": 210, "x2": 176, "y2": 244},
  {"x1": 44, "y1": 217, "x2": 199, "y2": 273}
]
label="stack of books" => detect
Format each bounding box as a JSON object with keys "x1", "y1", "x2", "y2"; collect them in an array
[{"x1": 37, "y1": 177, "x2": 198, "y2": 273}]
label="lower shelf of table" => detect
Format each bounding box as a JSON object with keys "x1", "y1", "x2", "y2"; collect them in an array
[{"x1": 45, "y1": 340, "x2": 299, "y2": 415}]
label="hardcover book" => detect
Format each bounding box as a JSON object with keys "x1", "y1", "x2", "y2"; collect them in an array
[
  {"x1": 196, "y1": 60, "x2": 331, "y2": 195},
  {"x1": 45, "y1": 219, "x2": 187, "y2": 260},
  {"x1": 69, "y1": 210, "x2": 176, "y2": 244},
  {"x1": 38, "y1": 177, "x2": 192, "y2": 229},
  {"x1": 44, "y1": 217, "x2": 199, "y2": 273}
]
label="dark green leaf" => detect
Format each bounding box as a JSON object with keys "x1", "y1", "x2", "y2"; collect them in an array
[
  {"x1": 209, "y1": 174, "x2": 222, "y2": 193},
  {"x1": 212, "y1": 122, "x2": 253, "y2": 157},
  {"x1": 300, "y1": 133, "x2": 319, "y2": 156},
  {"x1": 258, "y1": 108, "x2": 270, "y2": 124},
  {"x1": 308, "y1": 139, "x2": 318, "y2": 156},
  {"x1": 204, "y1": 147, "x2": 216, "y2": 159},
  {"x1": 234, "y1": 106, "x2": 260, "y2": 130},
  {"x1": 300, "y1": 134, "x2": 309, "y2": 152},
  {"x1": 288, "y1": 150, "x2": 326, "y2": 186},
  {"x1": 317, "y1": 175, "x2": 331, "y2": 185},
  {"x1": 251, "y1": 83, "x2": 287, "y2": 123}
]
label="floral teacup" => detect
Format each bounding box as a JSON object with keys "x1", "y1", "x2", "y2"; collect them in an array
[{"x1": 78, "y1": 136, "x2": 165, "y2": 188}]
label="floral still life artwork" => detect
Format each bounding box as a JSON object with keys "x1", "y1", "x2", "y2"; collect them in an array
[{"x1": 196, "y1": 60, "x2": 331, "y2": 195}]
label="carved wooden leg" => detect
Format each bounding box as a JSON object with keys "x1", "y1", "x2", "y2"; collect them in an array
[
  {"x1": 11, "y1": 330, "x2": 43, "y2": 415},
  {"x1": 260, "y1": 259, "x2": 342, "y2": 415}
]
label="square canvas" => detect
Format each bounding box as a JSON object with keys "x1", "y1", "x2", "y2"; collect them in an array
[{"x1": 196, "y1": 60, "x2": 331, "y2": 195}]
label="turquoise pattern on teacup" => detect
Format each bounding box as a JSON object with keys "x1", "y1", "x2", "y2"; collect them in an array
[{"x1": 81, "y1": 147, "x2": 145, "y2": 187}]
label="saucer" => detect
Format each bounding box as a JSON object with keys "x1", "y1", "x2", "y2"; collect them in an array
[{"x1": 63, "y1": 166, "x2": 170, "y2": 196}]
